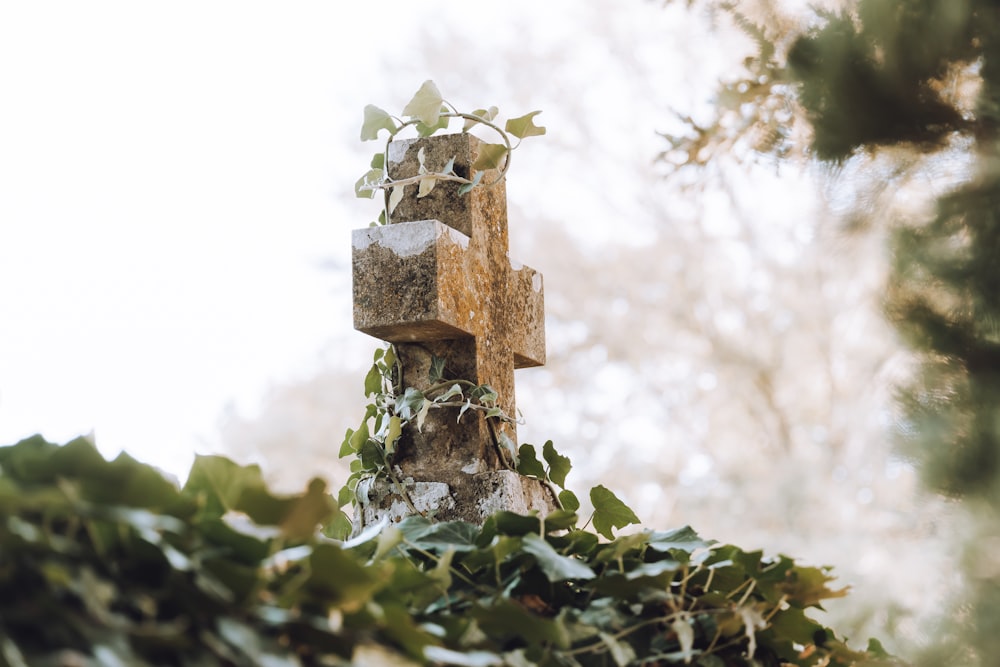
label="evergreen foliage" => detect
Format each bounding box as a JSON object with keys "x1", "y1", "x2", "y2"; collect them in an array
[{"x1": 0, "y1": 435, "x2": 898, "y2": 666}]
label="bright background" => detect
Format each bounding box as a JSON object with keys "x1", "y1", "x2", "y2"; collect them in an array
[{"x1": 1, "y1": 3, "x2": 415, "y2": 475}]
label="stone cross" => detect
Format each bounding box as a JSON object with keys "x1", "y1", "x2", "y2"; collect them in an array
[{"x1": 352, "y1": 133, "x2": 556, "y2": 525}]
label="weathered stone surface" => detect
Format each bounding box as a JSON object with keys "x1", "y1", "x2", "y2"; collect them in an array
[
  {"x1": 351, "y1": 133, "x2": 555, "y2": 525},
  {"x1": 358, "y1": 470, "x2": 554, "y2": 527},
  {"x1": 352, "y1": 220, "x2": 544, "y2": 363}
]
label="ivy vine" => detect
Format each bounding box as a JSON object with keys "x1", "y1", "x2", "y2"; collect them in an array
[
  {"x1": 336, "y1": 344, "x2": 636, "y2": 539},
  {"x1": 354, "y1": 79, "x2": 546, "y2": 225}
]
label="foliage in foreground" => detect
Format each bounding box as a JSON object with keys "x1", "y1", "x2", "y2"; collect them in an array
[{"x1": 0, "y1": 435, "x2": 899, "y2": 666}]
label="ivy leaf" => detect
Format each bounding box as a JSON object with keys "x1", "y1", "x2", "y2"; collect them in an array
[
  {"x1": 428, "y1": 356, "x2": 445, "y2": 383},
  {"x1": 542, "y1": 441, "x2": 571, "y2": 488},
  {"x1": 276, "y1": 478, "x2": 335, "y2": 541},
  {"x1": 558, "y1": 489, "x2": 580, "y2": 512},
  {"x1": 516, "y1": 444, "x2": 546, "y2": 479},
  {"x1": 360, "y1": 104, "x2": 397, "y2": 141},
  {"x1": 395, "y1": 387, "x2": 425, "y2": 420},
  {"x1": 777, "y1": 564, "x2": 849, "y2": 609},
  {"x1": 521, "y1": 534, "x2": 594, "y2": 581},
  {"x1": 383, "y1": 345, "x2": 396, "y2": 369},
  {"x1": 493, "y1": 512, "x2": 541, "y2": 536},
  {"x1": 385, "y1": 416, "x2": 402, "y2": 456},
  {"x1": 402, "y1": 80, "x2": 444, "y2": 126},
  {"x1": 415, "y1": 399, "x2": 431, "y2": 432},
  {"x1": 364, "y1": 364, "x2": 382, "y2": 397},
  {"x1": 463, "y1": 106, "x2": 499, "y2": 131},
  {"x1": 497, "y1": 431, "x2": 518, "y2": 467},
  {"x1": 590, "y1": 485, "x2": 640, "y2": 540},
  {"x1": 349, "y1": 421, "x2": 369, "y2": 453},
  {"x1": 388, "y1": 185, "x2": 405, "y2": 216},
  {"x1": 470, "y1": 599, "x2": 570, "y2": 648},
  {"x1": 355, "y1": 168, "x2": 382, "y2": 199},
  {"x1": 599, "y1": 632, "x2": 636, "y2": 667},
  {"x1": 338, "y1": 429, "x2": 355, "y2": 459},
  {"x1": 671, "y1": 614, "x2": 697, "y2": 663},
  {"x1": 542, "y1": 509, "x2": 578, "y2": 532},
  {"x1": 415, "y1": 115, "x2": 450, "y2": 137},
  {"x1": 472, "y1": 143, "x2": 509, "y2": 171},
  {"x1": 372, "y1": 525, "x2": 403, "y2": 561},
  {"x1": 647, "y1": 526, "x2": 713, "y2": 554},
  {"x1": 505, "y1": 111, "x2": 546, "y2": 139},
  {"x1": 417, "y1": 175, "x2": 437, "y2": 199},
  {"x1": 456, "y1": 171, "x2": 483, "y2": 195},
  {"x1": 360, "y1": 440, "x2": 385, "y2": 471},
  {"x1": 434, "y1": 383, "x2": 464, "y2": 403}
]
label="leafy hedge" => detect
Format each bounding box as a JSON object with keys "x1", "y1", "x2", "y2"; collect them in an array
[{"x1": 0, "y1": 435, "x2": 900, "y2": 666}]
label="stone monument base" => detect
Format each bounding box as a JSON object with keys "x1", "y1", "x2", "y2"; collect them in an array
[{"x1": 357, "y1": 469, "x2": 558, "y2": 528}]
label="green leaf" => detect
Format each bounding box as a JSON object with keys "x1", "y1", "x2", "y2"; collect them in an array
[
  {"x1": 521, "y1": 534, "x2": 594, "y2": 581},
  {"x1": 542, "y1": 441, "x2": 571, "y2": 488},
  {"x1": 463, "y1": 106, "x2": 499, "y2": 131},
  {"x1": 777, "y1": 564, "x2": 849, "y2": 609},
  {"x1": 594, "y1": 531, "x2": 650, "y2": 564},
  {"x1": 542, "y1": 509, "x2": 578, "y2": 532},
  {"x1": 336, "y1": 483, "x2": 354, "y2": 507},
  {"x1": 402, "y1": 80, "x2": 444, "y2": 126},
  {"x1": 395, "y1": 387, "x2": 425, "y2": 420},
  {"x1": 429, "y1": 356, "x2": 446, "y2": 383},
  {"x1": 373, "y1": 525, "x2": 404, "y2": 561},
  {"x1": 472, "y1": 142, "x2": 509, "y2": 171},
  {"x1": 497, "y1": 431, "x2": 518, "y2": 466},
  {"x1": 406, "y1": 521, "x2": 481, "y2": 553},
  {"x1": 360, "y1": 439, "x2": 385, "y2": 471},
  {"x1": 456, "y1": 170, "x2": 484, "y2": 195},
  {"x1": 417, "y1": 175, "x2": 436, "y2": 198},
  {"x1": 470, "y1": 599, "x2": 570, "y2": 649},
  {"x1": 672, "y1": 614, "x2": 697, "y2": 663},
  {"x1": 355, "y1": 168, "x2": 382, "y2": 198},
  {"x1": 339, "y1": 429, "x2": 355, "y2": 458},
  {"x1": 364, "y1": 363, "x2": 382, "y2": 397},
  {"x1": 235, "y1": 477, "x2": 334, "y2": 541},
  {"x1": 599, "y1": 631, "x2": 636, "y2": 667},
  {"x1": 349, "y1": 421, "x2": 369, "y2": 453},
  {"x1": 647, "y1": 526, "x2": 714, "y2": 554},
  {"x1": 360, "y1": 104, "x2": 397, "y2": 141},
  {"x1": 384, "y1": 416, "x2": 403, "y2": 456},
  {"x1": 388, "y1": 185, "x2": 404, "y2": 215},
  {"x1": 184, "y1": 454, "x2": 268, "y2": 518},
  {"x1": 516, "y1": 444, "x2": 546, "y2": 479},
  {"x1": 308, "y1": 543, "x2": 389, "y2": 612},
  {"x1": 589, "y1": 485, "x2": 640, "y2": 540},
  {"x1": 558, "y1": 489, "x2": 580, "y2": 512},
  {"x1": 434, "y1": 383, "x2": 464, "y2": 403},
  {"x1": 415, "y1": 115, "x2": 450, "y2": 137},
  {"x1": 505, "y1": 110, "x2": 546, "y2": 139},
  {"x1": 493, "y1": 511, "x2": 542, "y2": 536}
]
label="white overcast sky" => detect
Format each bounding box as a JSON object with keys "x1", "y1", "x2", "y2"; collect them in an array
[{"x1": 0, "y1": 2, "x2": 716, "y2": 479}]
